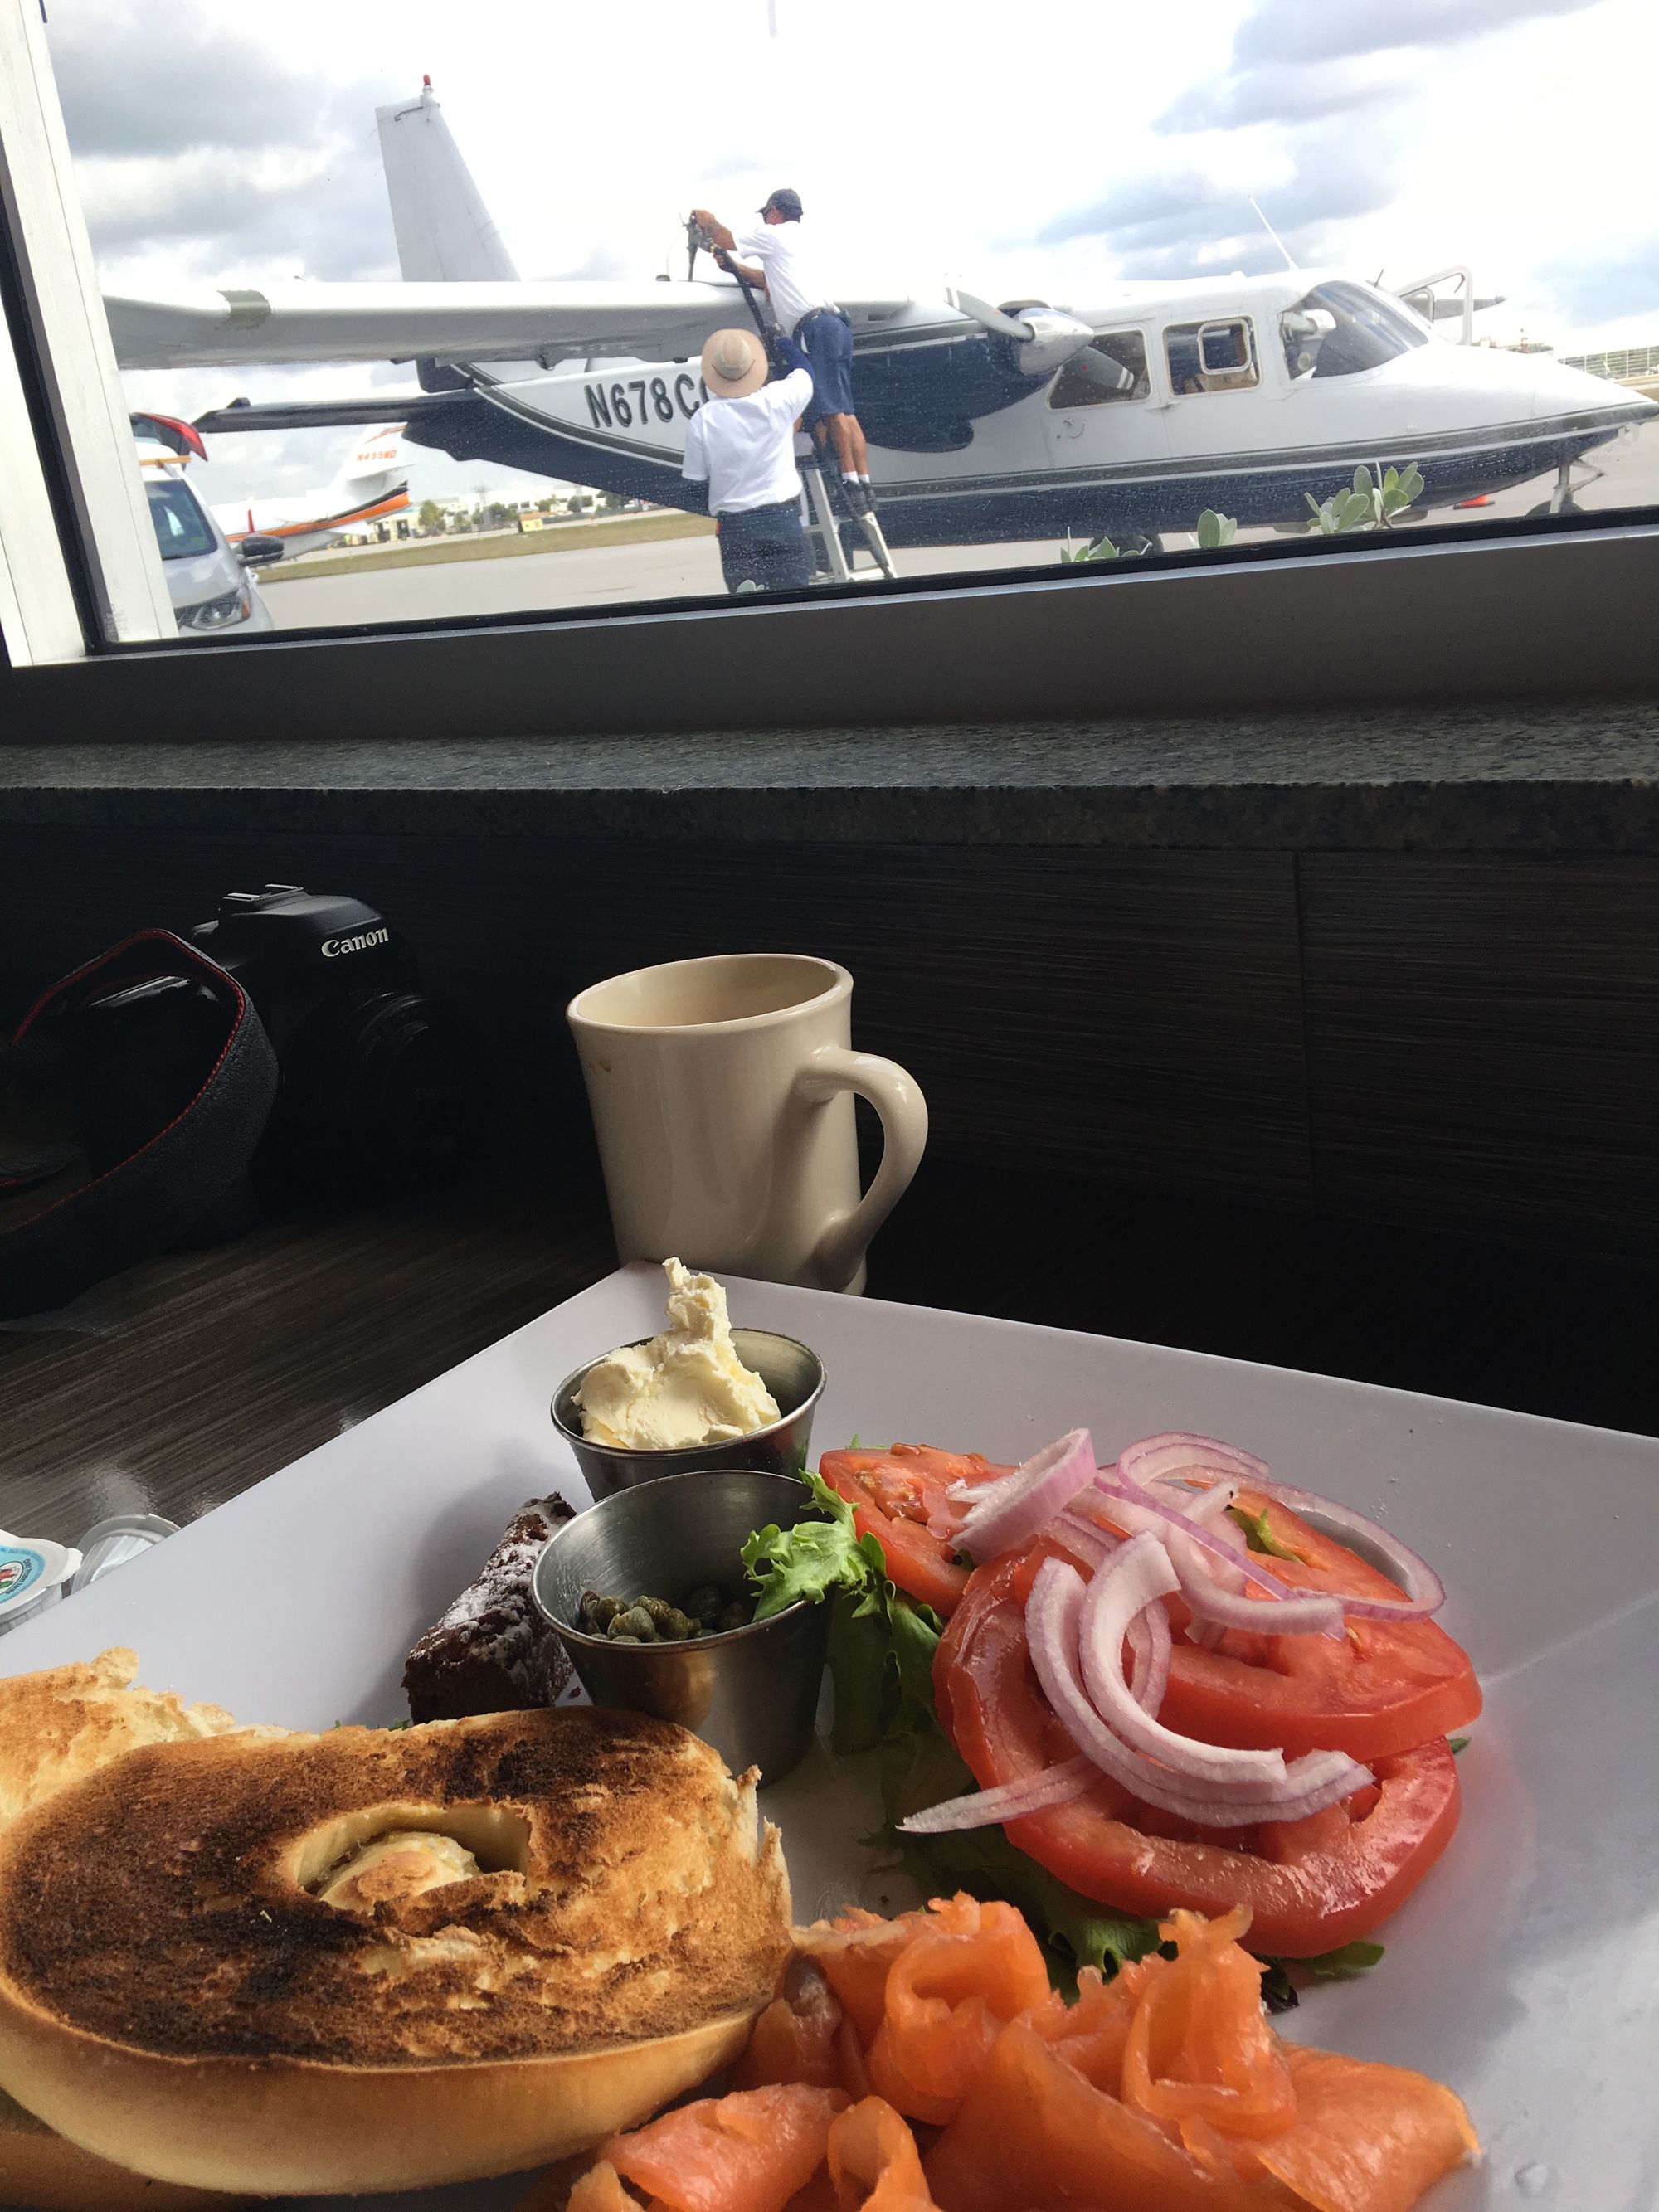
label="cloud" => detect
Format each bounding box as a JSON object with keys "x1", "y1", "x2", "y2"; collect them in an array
[
  {"x1": 552, "y1": 245, "x2": 633, "y2": 282},
  {"x1": 1231, "y1": 0, "x2": 1604, "y2": 69},
  {"x1": 1037, "y1": 119, "x2": 1402, "y2": 277},
  {"x1": 1160, "y1": 0, "x2": 1607, "y2": 139},
  {"x1": 47, "y1": 4, "x2": 377, "y2": 157},
  {"x1": 1160, "y1": 57, "x2": 1404, "y2": 133},
  {"x1": 1044, "y1": 0, "x2": 1610, "y2": 286},
  {"x1": 46, "y1": 3, "x2": 394, "y2": 284},
  {"x1": 76, "y1": 150, "x2": 395, "y2": 283},
  {"x1": 1534, "y1": 234, "x2": 1659, "y2": 323}
]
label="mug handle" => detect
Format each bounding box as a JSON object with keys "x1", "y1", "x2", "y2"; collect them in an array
[{"x1": 792, "y1": 1046, "x2": 929, "y2": 1291}]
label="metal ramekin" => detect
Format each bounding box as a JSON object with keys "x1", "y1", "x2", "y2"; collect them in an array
[
  {"x1": 550, "y1": 1327, "x2": 825, "y2": 1501},
  {"x1": 532, "y1": 1468, "x2": 833, "y2": 1782}
]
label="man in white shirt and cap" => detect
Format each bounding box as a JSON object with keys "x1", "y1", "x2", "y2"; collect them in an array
[
  {"x1": 690, "y1": 190, "x2": 873, "y2": 514},
  {"x1": 682, "y1": 326, "x2": 815, "y2": 594}
]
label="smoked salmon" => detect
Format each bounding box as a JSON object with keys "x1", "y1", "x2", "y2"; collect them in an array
[
  {"x1": 605, "y1": 2083, "x2": 849, "y2": 2212},
  {"x1": 555, "y1": 1895, "x2": 1477, "y2": 2212}
]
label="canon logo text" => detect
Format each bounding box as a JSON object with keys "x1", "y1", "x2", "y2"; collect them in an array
[{"x1": 321, "y1": 927, "x2": 390, "y2": 958}]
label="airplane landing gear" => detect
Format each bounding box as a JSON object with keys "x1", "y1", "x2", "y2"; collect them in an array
[{"x1": 1526, "y1": 456, "x2": 1592, "y2": 518}]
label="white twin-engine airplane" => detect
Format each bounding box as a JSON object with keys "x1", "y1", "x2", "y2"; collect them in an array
[
  {"x1": 105, "y1": 79, "x2": 1656, "y2": 555},
  {"x1": 210, "y1": 425, "x2": 411, "y2": 558}
]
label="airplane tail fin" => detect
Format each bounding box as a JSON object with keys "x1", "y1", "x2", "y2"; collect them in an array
[
  {"x1": 376, "y1": 79, "x2": 518, "y2": 282},
  {"x1": 329, "y1": 425, "x2": 410, "y2": 498}
]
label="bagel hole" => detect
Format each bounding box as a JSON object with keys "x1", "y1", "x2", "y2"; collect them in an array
[{"x1": 299, "y1": 1801, "x2": 532, "y2": 1904}]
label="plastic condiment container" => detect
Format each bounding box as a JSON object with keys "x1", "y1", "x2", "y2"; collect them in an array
[
  {"x1": 0, "y1": 1531, "x2": 83, "y2": 1636},
  {"x1": 69, "y1": 1513, "x2": 179, "y2": 1592}
]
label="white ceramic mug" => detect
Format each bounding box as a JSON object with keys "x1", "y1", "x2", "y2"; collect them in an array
[{"x1": 567, "y1": 954, "x2": 927, "y2": 1293}]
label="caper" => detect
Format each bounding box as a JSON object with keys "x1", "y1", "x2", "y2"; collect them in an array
[
  {"x1": 663, "y1": 1607, "x2": 699, "y2": 1641},
  {"x1": 615, "y1": 1606, "x2": 658, "y2": 1641},
  {"x1": 684, "y1": 1582, "x2": 724, "y2": 1625},
  {"x1": 607, "y1": 1631, "x2": 643, "y2": 1645},
  {"x1": 718, "y1": 1600, "x2": 752, "y2": 1632}
]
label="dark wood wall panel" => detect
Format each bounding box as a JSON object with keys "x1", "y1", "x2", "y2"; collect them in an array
[
  {"x1": 1299, "y1": 854, "x2": 1659, "y2": 1261},
  {"x1": 0, "y1": 829, "x2": 1313, "y2": 1210}
]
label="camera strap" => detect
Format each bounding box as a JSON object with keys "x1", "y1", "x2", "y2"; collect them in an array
[{"x1": 0, "y1": 931, "x2": 279, "y2": 1321}]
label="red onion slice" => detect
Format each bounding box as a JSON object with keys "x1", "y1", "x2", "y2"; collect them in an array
[
  {"x1": 1244, "y1": 1477, "x2": 1447, "y2": 1621},
  {"x1": 1172, "y1": 1542, "x2": 1346, "y2": 1641},
  {"x1": 897, "y1": 1755, "x2": 1095, "y2": 1835},
  {"x1": 952, "y1": 1428, "x2": 1097, "y2": 1562},
  {"x1": 1125, "y1": 1602, "x2": 1170, "y2": 1714},
  {"x1": 1168, "y1": 1476, "x2": 1242, "y2": 1528},
  {"x1": 1120, "y1": 1432, "x2": 1272, "y2": 1488},
  {"x1": 1093, "y1": 1475, "x2": 1299, "y2": 1600},
  {"x1": 1047, "y1": 1514, "x2": 1167, "y2": 1713},
  {"x1": 1025, "y1": 1559, "x2": 1373, "y2": 1827},
  {"x1": 1052, "y1": 1510, "x2": 1117, "y2": 1566},
  {"x1": 1076, "y1": 1538, "x2": 1288, "y2": 1784}
]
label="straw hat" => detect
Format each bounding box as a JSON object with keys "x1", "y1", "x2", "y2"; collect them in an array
[{"x1": 700, "y1": 327, "x2": 768, "y2": 400}]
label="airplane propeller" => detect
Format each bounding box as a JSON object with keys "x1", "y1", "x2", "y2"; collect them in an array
[
  {"x1": 945, "y1": 288, "x2": 1041, "y2": 342},
  {"x1": 1066, "y1": 348, "x2": 1136, "y2": 395},
  {"x1": 944, "y1": 288, "x2": 1097, "y2": 378}
]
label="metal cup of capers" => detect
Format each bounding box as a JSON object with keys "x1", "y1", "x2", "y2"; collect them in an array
[{"x1": 579, "y1": 1585, "x2": 755, "y2": 1643}]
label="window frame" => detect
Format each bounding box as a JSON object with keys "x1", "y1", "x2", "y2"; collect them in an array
[
  {"x1": 1045, "y1": 328, "x2": 1153, "y2": 413},
  {"x1": 1, "y1": 0, "x2": 1657, "y2": 732}
]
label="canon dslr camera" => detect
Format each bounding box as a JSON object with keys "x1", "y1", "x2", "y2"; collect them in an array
[{"x1": 80, "y1": 884, "x2": 491, "y2": 1204}]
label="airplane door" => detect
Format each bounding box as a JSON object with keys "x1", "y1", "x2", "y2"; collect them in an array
[{"x1": 1042, "y1": 328, "x2": 1170, "y2": 533}]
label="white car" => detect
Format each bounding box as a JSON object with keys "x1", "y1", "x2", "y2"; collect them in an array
[{"x1": 139, "y1": 438, "x2": 281, "y2": 640}]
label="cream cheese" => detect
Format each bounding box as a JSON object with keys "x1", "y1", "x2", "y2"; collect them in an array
[{"x1": 576, "y1": 1259, "x2": 781, "y2": 1451}]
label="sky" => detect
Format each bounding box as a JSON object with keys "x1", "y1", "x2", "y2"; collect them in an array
[{"x1": 41, "y1": 0, "x2": 1659, "y2": 508}]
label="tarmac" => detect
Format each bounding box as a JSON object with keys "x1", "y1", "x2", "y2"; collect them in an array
[{"x1": 263, "y1": 418, "x2": 1659, "y2": 634}]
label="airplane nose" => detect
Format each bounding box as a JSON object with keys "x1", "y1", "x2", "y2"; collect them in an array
[{"x1": 1530, "y1": 356, "x2": 1657, "y2": 424}]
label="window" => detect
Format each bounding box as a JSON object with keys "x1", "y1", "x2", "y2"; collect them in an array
[
  {"x1": 0, "y1": 0, "x2": 1655, "y2": 706},
  {"x1": 1282, "y1": 284, "x2": 1432, "y2": 381},
  {"x1": 1165, "y1": 320, "x2": 1258, "y2": 396},
  {"x1": 1047, "y1": 333, "x2": 1150, "y2": 411},
  {"x1": 145, "y1": 479, "x2": 216, "y2": 562}
]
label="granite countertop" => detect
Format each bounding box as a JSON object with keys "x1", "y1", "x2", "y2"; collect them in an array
[{"x1": 2, "y1": 702, "x2": 1657, "y2": 847}]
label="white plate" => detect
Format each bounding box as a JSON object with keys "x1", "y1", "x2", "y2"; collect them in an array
[{"x1": 4, "y1": 1263, "x2": 1656, "y2": 2210}]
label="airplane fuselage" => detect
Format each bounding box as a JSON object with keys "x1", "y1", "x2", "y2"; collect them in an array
[{"x1": 401, "y1": 270, "x2": 1653, "y2": 547}]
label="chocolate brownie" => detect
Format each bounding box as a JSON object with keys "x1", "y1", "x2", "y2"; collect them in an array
[{"x1": 403, "y1": 1496, "x2": 576, "y2": 1722}]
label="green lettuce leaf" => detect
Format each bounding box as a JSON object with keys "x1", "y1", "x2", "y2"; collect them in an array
[
  {"x1": 1227, "y1": 1502, "x2": 1301, "y2": 1560},
  {"x1": 865, "y1": 1583, "x2": 1165, "y2": 1986},
  {"x1": 893, "y1": 1821, "x2": 1165, "y2": 1984},
  {"x1": 1304, "y1": 1939, "x2": 1385, "y2": 1978},
  {"x1": 743, "y1": 1467, "x2": 887, "y2": 1620}
]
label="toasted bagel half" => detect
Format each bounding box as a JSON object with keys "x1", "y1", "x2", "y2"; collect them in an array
[{"x1": 0, "y1": 1706, "x2": 791, "y2": 2195}]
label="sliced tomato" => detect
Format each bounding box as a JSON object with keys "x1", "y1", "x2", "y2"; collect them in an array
[
  {"x1": 818, "y1": 1446, "x2": 1010, "y2": 1617},
  {"x1": 935, "y1": 1546, "x2": 1462, "y2": 1957},
  {"x1": 1087, "y1": 1486, "x2": 1482, "y2": 1762}
]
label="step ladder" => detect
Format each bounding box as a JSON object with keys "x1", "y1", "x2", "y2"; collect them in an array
[{"x1": 800, "y1": 455, "x2": 897, "y2": 582}]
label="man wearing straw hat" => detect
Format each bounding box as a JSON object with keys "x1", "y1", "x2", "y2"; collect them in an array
[{"x1": 682, "y1": 326, "x2": 815, "y2": 595}]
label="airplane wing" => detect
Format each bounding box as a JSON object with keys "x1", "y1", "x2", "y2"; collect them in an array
[{"x1": 104, "y1": 279, "x2": 930, "y2": 372}]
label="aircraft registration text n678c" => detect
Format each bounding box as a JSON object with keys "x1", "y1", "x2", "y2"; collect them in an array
[{"x1": 111, "y1": 78, "x2": 1657, "y2": 569}]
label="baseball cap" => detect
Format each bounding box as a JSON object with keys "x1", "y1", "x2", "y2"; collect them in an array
[{"x1": 760, "y1": 187, "x2": 804, "y2": 221}]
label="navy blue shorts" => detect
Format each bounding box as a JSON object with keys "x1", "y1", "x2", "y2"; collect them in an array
[{"x1": 795, "y1": 309, "x2": 855, "y2": 423}]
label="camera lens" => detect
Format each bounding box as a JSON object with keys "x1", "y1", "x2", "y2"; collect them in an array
[{"x1": 271, "y1": 988, "x2": 492, "y2": 1193}]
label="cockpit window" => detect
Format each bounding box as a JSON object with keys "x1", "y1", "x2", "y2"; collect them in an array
[
  {"x1": 1165, "y1": 318, "x2": 1258, "y2": 395},
  {"x1": 1047, "y1": 332, "x2": 1150, "y2": 411},
  {"x1": 1280, "y1": 282, "x2": 1430, "y2": 380}
]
